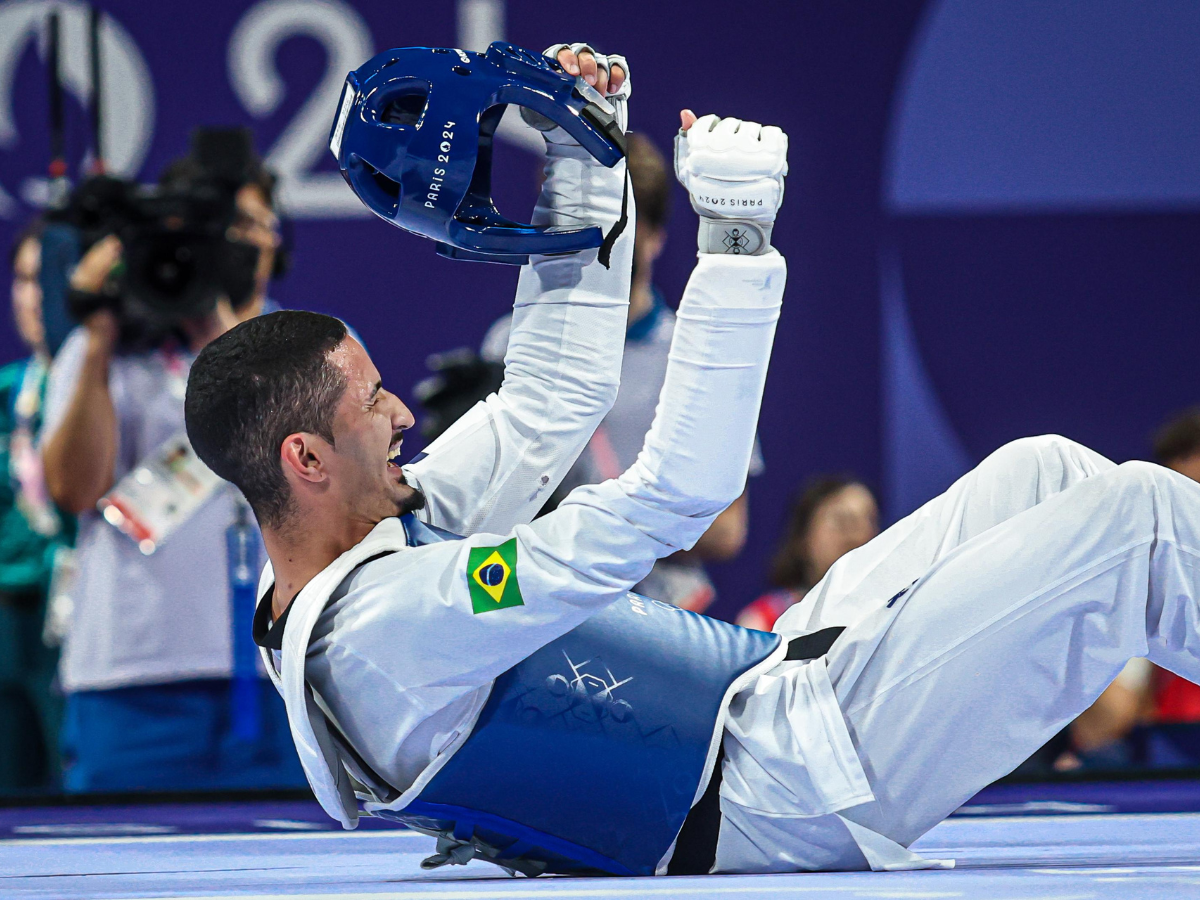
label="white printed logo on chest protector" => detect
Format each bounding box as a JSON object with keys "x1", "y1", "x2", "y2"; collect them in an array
[{"x1": 545, "y1": 651, "x2": 634, "y2": 722}]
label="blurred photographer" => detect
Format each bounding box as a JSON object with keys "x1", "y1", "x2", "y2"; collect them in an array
[{"x1": 39, "y1": 130, "x2": 304, "y2": 792}]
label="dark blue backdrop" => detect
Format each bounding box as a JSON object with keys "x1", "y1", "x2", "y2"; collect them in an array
[{"x1": 1, "y1": 0, "x2": 1196, "y2": 619}]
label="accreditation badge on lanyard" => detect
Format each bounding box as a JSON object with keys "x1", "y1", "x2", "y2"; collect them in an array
[
  {"x1": 98, "y1": 431, "x2": 224, "y2": 554},
  {"x1": 97, "y1": 349, "x2": 223, "y2": 554}
]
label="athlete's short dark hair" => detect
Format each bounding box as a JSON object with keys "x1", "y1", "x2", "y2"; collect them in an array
[{"x1": 185, "y1": 310, "x2": 348, "y2": 528}]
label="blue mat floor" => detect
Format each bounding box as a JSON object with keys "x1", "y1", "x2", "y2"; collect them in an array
[{"x1": 3, "y1": 804, "x2": 1200, "y2": 898}]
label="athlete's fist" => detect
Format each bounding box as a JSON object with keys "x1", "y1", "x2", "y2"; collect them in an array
[{"x1": 674, "y1": 111, "x2": 788, "y2": 256}]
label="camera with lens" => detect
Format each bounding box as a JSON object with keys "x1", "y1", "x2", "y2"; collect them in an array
[{"x1": 50, "y1": 129, "x2": 270, "y2": 346}]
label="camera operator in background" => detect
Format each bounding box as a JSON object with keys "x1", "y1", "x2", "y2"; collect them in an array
[
  {"x1": 479, "y1": 133, "x2": 759, "y2": 613},
  {"x1": 39, "y1": 130, "x2": 305, "y2": 792},
  {"x1": 0, "y1": 221, "x2": 73, "y2": 791}
]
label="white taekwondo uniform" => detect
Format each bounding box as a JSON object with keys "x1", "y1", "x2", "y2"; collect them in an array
[
  {"x1": 258, "y1": 136, "x2": 1200, "y2": 874},
  {"x1": 257, "y1": 131, "x2": 893, "y2": 872}
]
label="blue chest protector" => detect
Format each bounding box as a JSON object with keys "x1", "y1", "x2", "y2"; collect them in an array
[{"x1": 369, "y1": 515, "x2": 782, "y2": 876}]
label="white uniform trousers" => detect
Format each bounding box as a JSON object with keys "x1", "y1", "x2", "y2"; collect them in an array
[{"x1": 730, "y1": 435, "x2": 1200, "y2": 870}]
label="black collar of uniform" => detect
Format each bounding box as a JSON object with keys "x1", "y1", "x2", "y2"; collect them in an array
[
  {"x1": 252, "y1": 585, "x2": 290, "y2": 652},
  {"x1": 251, "y1": 550, "x2": 400, "y2": 653}
]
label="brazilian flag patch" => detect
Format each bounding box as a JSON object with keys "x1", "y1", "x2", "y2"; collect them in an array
[{"x1": 467, "y1": 538, "x2": 524, "y2": 615}]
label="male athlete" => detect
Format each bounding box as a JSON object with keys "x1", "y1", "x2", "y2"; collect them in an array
[{"x1": 186, "y1": 44, "x2": 1200, "y2": 876}]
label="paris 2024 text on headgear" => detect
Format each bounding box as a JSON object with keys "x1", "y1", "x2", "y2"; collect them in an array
[{"x1": 330, "y1": 41, "x2": 627, "y2": 266}]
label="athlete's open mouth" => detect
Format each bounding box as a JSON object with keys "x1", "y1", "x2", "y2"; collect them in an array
[{"x1": 387, "y1": 435, "x2": 403, "y2": 468}]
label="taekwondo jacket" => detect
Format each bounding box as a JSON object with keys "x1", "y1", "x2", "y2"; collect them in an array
[
  {"x1": 260, "y1": 228, "x2": 791, "y2": 819},
  {"x1": 257, "y1": 115, "x2": 791, "y2": 815},
  {"x1": 253, "y1": 132, "x2": 929, "y2": 875}
]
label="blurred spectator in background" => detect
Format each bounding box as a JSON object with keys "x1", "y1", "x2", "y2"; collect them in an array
[
  {"x1": 0, "y1": 221, "x2": 73, "y2": 791},
  {"x1": 38, "y1": 133, "x2": 304, "y2": 792},
  {"x1": 737, "y1": 476, "x2": 879, "y2": 631},
  {"x1": 480, "y1": 133, "x2": 757, "y2": 612}
]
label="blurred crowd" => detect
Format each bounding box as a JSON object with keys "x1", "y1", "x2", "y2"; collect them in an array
[{"x1": 2, "y1": 126, "x2": 1199, "y2": 796}]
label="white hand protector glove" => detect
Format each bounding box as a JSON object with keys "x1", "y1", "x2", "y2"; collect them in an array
[
  {"x1": 520, "y1": 43, "x2": 631, "y2": 142},
  {"x1": 674, "y1": 115, "x2": 788, "y2": 256}
]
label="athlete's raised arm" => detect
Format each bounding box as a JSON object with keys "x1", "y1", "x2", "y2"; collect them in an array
[{"x1": 404, "y1": 44, "x2": 634, "y2": 537}]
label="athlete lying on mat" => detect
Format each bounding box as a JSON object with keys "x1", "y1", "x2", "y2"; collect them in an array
[{"x1": 184, "y1": 44, "x2": 1200, "y2": 876}]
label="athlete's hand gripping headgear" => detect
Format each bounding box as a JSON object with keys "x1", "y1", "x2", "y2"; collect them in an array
[
  {"x1": 330, "y1": 41, "x2": 629, "y2": 265},
  {"x1": 520, "y1": 44, "x2": 630, "y2": 136},
  {"x1": 674, "y1": 113, "x2": 788, "y2": 256}
]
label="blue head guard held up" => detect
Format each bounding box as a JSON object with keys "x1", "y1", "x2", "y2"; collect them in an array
[{"x1": 330, "y1": 42, "x2": 627, "y2": 266}]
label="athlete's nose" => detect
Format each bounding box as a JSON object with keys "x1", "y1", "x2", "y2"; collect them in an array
[{"x1": 385, "y1": 391, "x2": 415, "y2": 432}]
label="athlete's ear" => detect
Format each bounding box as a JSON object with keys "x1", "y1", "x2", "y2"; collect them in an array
[{"x1": 280, "y1": 432, "x2": 330, "y2": 485}]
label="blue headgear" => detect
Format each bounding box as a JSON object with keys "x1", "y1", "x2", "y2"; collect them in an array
[{"x1": 330, "y1": 42, "x2": 627, "y2": 266}]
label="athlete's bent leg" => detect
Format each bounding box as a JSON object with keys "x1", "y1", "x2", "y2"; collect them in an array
[
  {"x1": 830, "y1": 460, "x2": 1200, "y2": 849},
  {"x1": 776, "y1": 435, "x2": 1116, "y2": 638}
]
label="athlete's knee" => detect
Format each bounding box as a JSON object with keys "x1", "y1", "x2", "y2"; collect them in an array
[
  {"x1": 1093, "y1": 462, "x2": 1196, "y2": 523},
  {"x1": 1002, "y1": 433, "x2": 1085, "y2": 460},
  {"x1": 982, "y1": 434, "x2": 1110, "y2": 487},
  {"x1": 1109, "y1": 459, "x2": 1173, "y2": 495},
  {"x1": 980, "y1": 434, "x2": 1077, "y2": 476}
]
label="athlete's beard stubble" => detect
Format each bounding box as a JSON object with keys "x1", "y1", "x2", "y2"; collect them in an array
[{"x1": 394, "y1": 469, "x2": 428, "y2": 518}]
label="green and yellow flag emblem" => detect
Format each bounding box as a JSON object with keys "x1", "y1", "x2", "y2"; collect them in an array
[{"x1": 467, "y1": 538, "x2": 524, "y2": 615}]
